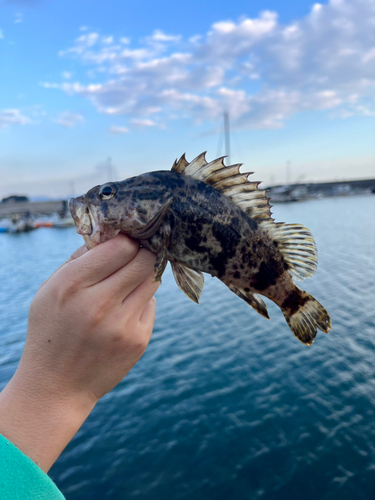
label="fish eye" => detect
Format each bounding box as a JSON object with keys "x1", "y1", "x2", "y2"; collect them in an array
[{"x1": 99, "y1": 183, "x2": 116, "y2": 200}]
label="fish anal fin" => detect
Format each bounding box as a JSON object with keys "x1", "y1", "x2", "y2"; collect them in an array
[
  {"x1": 260, "y1": 222, "x2": 318, "y2": 281},
  {"x1": 227, "y1": 283, "x2": 269, "y2": 319},
  {"x1": 171, "y1": 262, "x2": 204, "y2": 303}
]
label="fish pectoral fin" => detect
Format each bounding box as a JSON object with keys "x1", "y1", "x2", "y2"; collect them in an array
[
  {"x1": 171, "y1": 262, "x2": 204, "y2": 304},
  {"x1": 132, "y1": 197, "x2": 173, "y2": 240},
  {"x1": 227, "y1": 284, "x2": 270, "y2": 319}
]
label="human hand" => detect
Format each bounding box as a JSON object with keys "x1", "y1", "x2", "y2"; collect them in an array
[
  {"x1": 26, "y1": 233, "x2": 158, "y2": 400},
  {"x1": 0, "y1": 234, "x2": 159, "y2": 471}
]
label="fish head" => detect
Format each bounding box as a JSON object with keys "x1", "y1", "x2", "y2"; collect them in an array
[{"x1": 69, "y1": 175, "x2": 171, "y2": 249}]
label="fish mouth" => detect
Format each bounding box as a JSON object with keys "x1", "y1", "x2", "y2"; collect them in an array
[{"x1": 69, "y1": 197, "x2": 120, "y2": 249}]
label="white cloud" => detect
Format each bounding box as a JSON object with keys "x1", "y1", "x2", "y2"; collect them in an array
[
  {"x1": 130, "y1": 118, "x2": 163, "y2": 128},
  {"x1": 59, "y1": 32, "x2": 100, "y2": 57},
  {"x1": 102, "y1": 35, "x2": 114, "y2": 44},
  {"x1": 0, "y1": 29, "x2": 4, "y2": 39},
  {"x1": 109, "y1": 125, "x2": 129, "y2": 134},
  {"x1": 363, "y1": 47, "x2": 375, "y2": 63},
  {"x1": 44, "y1": 0, "x2": 375, "y2": 131},
  {"x1": 213, "y1": 12, "x2": 277, "y2": 37},
  {"x1": 53, "y1": 111, "x2": 84, "y2": 128},
  {"x1": 333, "y1": 103, "x2": 375, "y2": 118},
  {"x1": 61, "y1": 71, "x2": 73, "y2": 79},
  {"x1": 0, "y1": 109, "x2": 30, "y2": 128},
  {"x1": 15, "y1": 13, "x2": 23, "y2": 23},
  {"x1": 150, "y1": 30, "x2": 181, "y2": 43}
]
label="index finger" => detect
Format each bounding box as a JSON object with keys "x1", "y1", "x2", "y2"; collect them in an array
[
  {"x1": 39, "y1": 244, "x2": 89, "y2": 290},
  {"x1": 60, "y1": 234, "x2": 140, "y2": 286}
]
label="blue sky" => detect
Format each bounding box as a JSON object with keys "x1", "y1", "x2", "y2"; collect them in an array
[{"x1": 0, "y1": 0, "x2": 375, "y2": 198}]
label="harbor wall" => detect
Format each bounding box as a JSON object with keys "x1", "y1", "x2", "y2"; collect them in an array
[
  {"x1": 268, "y1": 178, "x2": 375, "y2": 193},
  {"x1": 0, "y1": 200, "x2": 68, "y2": 217}
]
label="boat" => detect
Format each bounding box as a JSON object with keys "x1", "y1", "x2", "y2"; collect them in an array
[
  {"x1": 6, "y1": 214, "x2": 38, "y2": 233},
  {"x1": 35, "y1": 213, "x2": 75, "y2": 228}
]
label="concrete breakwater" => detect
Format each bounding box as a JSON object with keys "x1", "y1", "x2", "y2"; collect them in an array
[{"x1": 0, "y1": 200, "x2": 68, "y2": 217}]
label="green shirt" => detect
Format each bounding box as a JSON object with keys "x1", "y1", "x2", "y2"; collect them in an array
[{"x1": 0, "y1": 435, "x2": 64, "y2": 499}]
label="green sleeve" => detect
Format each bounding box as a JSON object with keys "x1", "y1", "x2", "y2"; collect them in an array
[{"x1": 0, "y1": 435, "x2": 65, "y2": 500}]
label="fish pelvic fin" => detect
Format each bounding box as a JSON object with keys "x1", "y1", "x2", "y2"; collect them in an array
[
  {"x1": 153, "y1": 250, "x2": 168, "y2": 283},
  {"x1": 226, "y1": 283, "x2": 270, "y2": 320},
  {"x1": 281, "y1": 288, "x2": 332, "y2": 345},
  {"x1": 152, "y1": 223, "x2": 172, "y2": 283}
]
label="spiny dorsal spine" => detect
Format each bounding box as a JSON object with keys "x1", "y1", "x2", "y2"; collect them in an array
[
  {"x1": 172, "y1": 152, "x2": 272, "y2": 222},
  {"x1": 171, "y1": 153, "x2": 318, "y2": 281}
]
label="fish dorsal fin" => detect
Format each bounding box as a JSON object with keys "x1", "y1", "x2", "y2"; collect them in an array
[
  {"x1": 260, "y1": 221, "x2": 318, "y2": 281},
  {"x1": 172, "y1": 153, "x2": 318, "y2": 283},
  {"x1": 172, "y1": 153, "x2": 189, "y2": 174},
  {"x1": 171, "y1": 152, "x2": 273, "y2": 222}
]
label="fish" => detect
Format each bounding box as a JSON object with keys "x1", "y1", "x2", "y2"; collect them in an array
[{"x1": 69, "y1": 152, "x2": 332, "y2": 345}]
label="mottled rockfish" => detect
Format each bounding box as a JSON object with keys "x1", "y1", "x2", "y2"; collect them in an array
[{"x1": 69, "y1": 153, "x2": 332, "y2": 345}]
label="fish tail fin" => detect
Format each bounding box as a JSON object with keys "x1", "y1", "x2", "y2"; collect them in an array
[{"x1": 282, "y1": 289, "x2": 332, "y2": 345}]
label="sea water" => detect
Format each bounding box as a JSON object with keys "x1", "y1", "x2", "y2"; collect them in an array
[{"x1": 0, "y1": 195, "x2": 374, "y2": 499}]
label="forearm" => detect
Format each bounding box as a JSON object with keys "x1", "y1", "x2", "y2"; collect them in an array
[{"x1": 0, "y1": 367, "x2": 96, "y2": 472}]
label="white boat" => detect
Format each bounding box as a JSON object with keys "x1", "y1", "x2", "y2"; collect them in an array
[
  {"x1": 8, "y1": 214, "x2": 37, "y2": 233},
  {"x1": 35, "y1": 213, "x2": 75, "y2": 228}
]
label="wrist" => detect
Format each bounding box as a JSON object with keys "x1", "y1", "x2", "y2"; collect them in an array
[{"x1": 0, "y1": 366, "x2": 97, "y2": 472}]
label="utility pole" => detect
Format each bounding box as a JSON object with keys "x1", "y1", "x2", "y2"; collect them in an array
[{"x1": 224, "y1": 112, "x2": 231, "y2": 165}]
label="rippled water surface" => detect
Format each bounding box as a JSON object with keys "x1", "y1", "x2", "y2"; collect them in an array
[{"x1": 1, "y1": 195, "x2": 375, "y2": 499}]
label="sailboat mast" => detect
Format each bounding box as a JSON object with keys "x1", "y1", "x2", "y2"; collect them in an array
[{"x1": 224, "y1": 112, "x2": 231, "y2": 165}]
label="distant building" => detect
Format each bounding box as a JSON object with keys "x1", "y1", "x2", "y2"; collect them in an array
[{"x1": 1, "y1": 195, "x2": 30, "y2": 204}]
